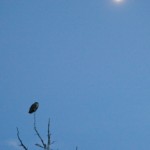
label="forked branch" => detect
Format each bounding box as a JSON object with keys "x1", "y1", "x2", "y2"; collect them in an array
[
  {"x1": 34, "y1": 113, "x2": 46, "y2": 149},
  {"x1": 17, "y1": 113, "x2": 53, "y2": 150}
]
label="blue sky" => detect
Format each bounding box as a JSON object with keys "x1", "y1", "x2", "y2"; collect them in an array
[{"x1": 1, "y1": 0, "x2": 150, "y2": 150}]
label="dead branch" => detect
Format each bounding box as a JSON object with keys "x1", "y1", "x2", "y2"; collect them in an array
[
  {"x1": 35, "y1": 143, "x2": 44, "y2": 149},
  {"x1": 16, "y1": 127, "x2": 28, "y2": 150},
  {"x1": 47, "y1": 118, "x2": 50, "y2": 150},
  {"x1": 34, "y1": 113, "x2": 46, "y2": 149}
]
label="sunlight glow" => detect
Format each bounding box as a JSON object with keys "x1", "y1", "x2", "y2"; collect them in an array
[{"x1": 113, "y1": 0, "x2": 124, "y2": 4}]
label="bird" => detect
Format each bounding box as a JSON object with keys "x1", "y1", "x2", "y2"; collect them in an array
[{"x1": 28, "y1": 102, "x2": 39, "y2": 114}]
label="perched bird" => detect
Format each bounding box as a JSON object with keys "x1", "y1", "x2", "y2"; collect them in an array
[{"x1": 28, "y1": 102, "x2": 39, "y2": 114}]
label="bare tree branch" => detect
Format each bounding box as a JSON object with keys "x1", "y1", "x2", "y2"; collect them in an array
[
  {"x1": 47, "y1": 118, "x2": 50, "y2": 150},
  {"x1": 16, "y1": 127, "x2": 28, "y2": 150},
  {"x1": 16, "y1": 110, "x2": 56, "y2": 150},
  {"x1": 51, "y1": 141, "x2": 55, "y2": 145},
  {"x1": 35, "y1": 143, "x2": 44, "y2": 148},
  {"x1": 34, "y1": 113, "x2": 46, "y2": 149}
]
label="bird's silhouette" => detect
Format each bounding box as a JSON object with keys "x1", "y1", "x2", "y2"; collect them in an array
[{"x1": 28, "y1": 102, "x2": 39, "y2": 114}]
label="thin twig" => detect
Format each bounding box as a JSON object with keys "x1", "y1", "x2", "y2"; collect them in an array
[
  {"x1": 51, "y1": 141, "x2": 55, "y2": 145},
  {"x1": 76, "y1": 146, "x2": 78, "y2": 150},
  {"x1": 47, "y1": 118, "x2": 50, "y2": 150},
  {"x1": 16, "y1": 127, "x2": 28, "y2": 150},
  {"x1": 34, "y1": 113, "x2": 46, "y2": 149},
  {"x1": 35, "y1": 143, "x2": 44, "y2": 149}
]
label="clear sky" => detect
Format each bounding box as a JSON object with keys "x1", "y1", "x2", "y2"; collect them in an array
[{"x1": 1, "y1": 0, "x2": 150, "y2": 150}]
